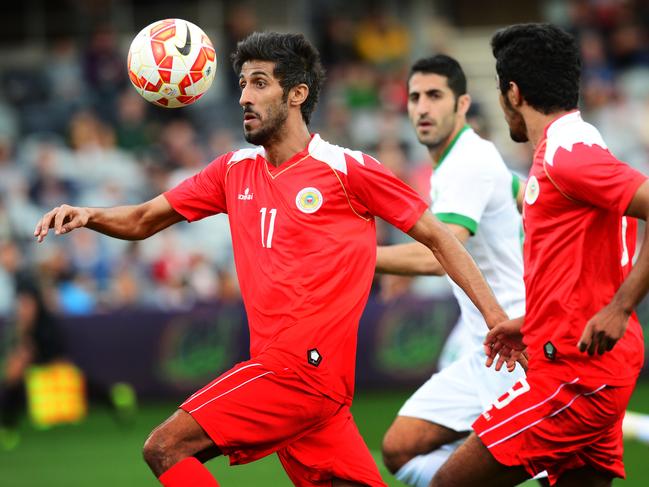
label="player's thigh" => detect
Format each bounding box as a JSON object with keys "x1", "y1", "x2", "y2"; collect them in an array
[
  {"x1": 383, "y1": 416, "x2": 466, "y2": 457},
  {"x1": 280, "y1": 406, "x2": 386, "y2": 487},
  {"x1": 180, "y1": 360, "x2": 332, "y2": 465},
  {"x1": 431, "y1": 433, "x2": 529, "y2": 487}
]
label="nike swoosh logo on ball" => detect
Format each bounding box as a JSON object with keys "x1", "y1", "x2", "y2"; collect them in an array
[{"x1": 176, "y1": 23, "x2": 191, "y2": 55}]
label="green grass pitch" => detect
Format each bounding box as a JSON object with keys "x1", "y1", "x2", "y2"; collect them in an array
[{"x1": 1, "y1": 383, "x2": 648, "y2": 486}]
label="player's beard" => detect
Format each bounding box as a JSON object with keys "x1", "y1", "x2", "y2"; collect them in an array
[
  {"x1": 243, "y1": 99, "x2": 289, "y2": 146},
  {"x1": 415, "y1": 110, "x2": 456, "y2": 151},
  {"x1": 502, "y1": 94, "x2": 528, "y2": 143}
]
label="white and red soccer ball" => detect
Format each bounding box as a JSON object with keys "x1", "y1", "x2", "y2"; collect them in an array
[{"x1": 127, "y1": 19, "x2": 216, "y2": 108}]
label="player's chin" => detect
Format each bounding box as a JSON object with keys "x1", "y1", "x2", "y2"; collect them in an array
[
  {"x1": 418, "y1": 133, "x2": 439, "y2": 147},
  {"x1": 243, "y1": 123, "x2": 258, "y2": 137},
  {"x1": 243, "y1": 119, "x2": 259, "y2": 131}
]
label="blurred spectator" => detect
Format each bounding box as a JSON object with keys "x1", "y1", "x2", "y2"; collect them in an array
[
  {"x1": 0, "y1": 241, "x2": 66, "y2": 448},
  {"x1": 67, "y1": 110, "x2": 145, "y2": 203},
  {"x1": 354, "y1": 10, "x2": 410, "y2": 70},
  {"x1": 114, "y1": 89, "x2": 155, "y2": 153},
  {"x1": 580, "y1": 29, "x2": 617, "y2": 110},
  {"x1": 44, "y1": 36, "x2": 88, "y2": 135},
  {"x1": 81, "y1": 23, "x2": 128, "y2": 122},
  {"x1": 0, "y1": 241, "x2": 136, "y2": 448},
  {"x1": 0, "y1": 135, "x2": 24, "y2": 198},
  {"x1": 317, "y1": 16, "x2": 359, "y2": 71},
  {"x1": 222, "y1": 3, "x2": 259, "y2": 98},
  {"x1": 27, "y1": 139, "x2": 78, "y2": 209}
]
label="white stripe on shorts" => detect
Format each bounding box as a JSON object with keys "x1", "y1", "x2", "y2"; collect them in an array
[
  {"x1": 181, "y1": 363, "x2": 263, "y2": 406},
  {"x1": 485, "y1": 383, "x2": 607, "y2": 449},
  {"x1": 189, "y1": 370, "x2": 275, "y2": 414},
  {"x1": 479, "y1": 377, "x2": 580, "y2": 437}
]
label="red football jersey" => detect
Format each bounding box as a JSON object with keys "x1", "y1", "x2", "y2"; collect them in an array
[
  {"x1": 165, "y1": 134, "x2": 428, "y2": 404},
  {"x1": 522, "y1": 111, "x2": 647, "y2": 385}
]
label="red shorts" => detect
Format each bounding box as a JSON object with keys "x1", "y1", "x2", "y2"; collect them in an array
[
  {"x1": 180, "y1": 359, "x2": 386, "y2": 487},
  {"x1": 472, "y1": 372, "x2": 635, "y2": 485}
]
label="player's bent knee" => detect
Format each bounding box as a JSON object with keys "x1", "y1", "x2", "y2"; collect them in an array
[
  {"x1": 143, "y1": 418, "x2": 187, "y2": 474},
  {"x1": 143, "y1": 429, "x2": 171, "y2": 474},
  {"x1": 381, "y1": 429, "x2": 410, "y2": 474}
]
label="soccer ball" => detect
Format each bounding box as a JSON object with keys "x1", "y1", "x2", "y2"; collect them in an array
[{"x1": 127, "y1": 19, "x2": 216, "y2": 108}]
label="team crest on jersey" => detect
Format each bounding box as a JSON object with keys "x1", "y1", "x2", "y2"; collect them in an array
[
  {"x1": 295, "y1": 187, "x2": 323, "y2": 214},
  {"x1": 525, "y1": 176, "x2": 540, "y2": 205}
]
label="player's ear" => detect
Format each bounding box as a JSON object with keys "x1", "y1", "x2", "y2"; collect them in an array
[
  {"x1": 457, "y1": 93, "x2": 471, "y2": 117},
  {"x1": 507, "y1": 82, "x2": 523, "y2": 108},
  {"x1": 289, "y1": 84, "x2": 309, "y2": 107}
]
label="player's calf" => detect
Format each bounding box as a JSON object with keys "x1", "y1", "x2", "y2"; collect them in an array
[{"x1": 430, "y1": 434, "x2": 529, "y2": 487}]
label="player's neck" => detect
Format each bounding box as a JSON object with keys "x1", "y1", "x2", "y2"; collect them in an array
[
  {"x1": 263, "y1": 122, "x2": 312, "y2": 167},
  {"x1": 523, "y1": 107, "x2": 573, "y2": 148},
  {"x1": 429, "y1": 119, "x2": 467, "y2": 167}
]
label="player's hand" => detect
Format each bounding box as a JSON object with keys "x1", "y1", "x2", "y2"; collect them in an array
[
  {"x1": 577, "y1": 302, "x2": 630, "y2": 356},
  {"x1": 484, "y1": 318, "x2": 527, "y2": 372},
  {"x1": 34, "y1": 204, "x2": 90, "y2": 243}
]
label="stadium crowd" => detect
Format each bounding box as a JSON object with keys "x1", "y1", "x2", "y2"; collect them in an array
[{"x1": 0, "y1": 0, "x2": 648, "y2": 317}]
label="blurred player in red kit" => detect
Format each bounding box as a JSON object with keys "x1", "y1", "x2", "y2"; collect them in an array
[
  {"x1": 430, "y1": 23, "x2": 649, "y2": 487},
  {"x1": 34, "y1": 32, "x2": 513, "y2": 486}
]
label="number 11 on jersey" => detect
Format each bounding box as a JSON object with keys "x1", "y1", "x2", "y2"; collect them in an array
[{"x1": 260, "y1": 207, "x2": 277, "y2": 248}]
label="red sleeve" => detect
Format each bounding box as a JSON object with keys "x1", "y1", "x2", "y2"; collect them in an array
[
  {"x1": 164, "y1": 153, "x2": 230, "y2": 222},
  {"x1": 546, "y1": 143, "x2": 647, "y2": 213},
  {"x1": 345, "y1": 153, "x2": 428, "y2": 232}
]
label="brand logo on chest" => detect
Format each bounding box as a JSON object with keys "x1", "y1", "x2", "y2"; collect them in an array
[{"x1": 238, "y1": 188, "x2": 254, "y2": 201}]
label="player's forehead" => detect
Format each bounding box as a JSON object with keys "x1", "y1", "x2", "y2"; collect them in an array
[
  {"x1": 408, "y1": 72, "x2": 451, "y2": 94},
  {"x1": 239, "y1": 60, "x2": 277, "y2": 80}
]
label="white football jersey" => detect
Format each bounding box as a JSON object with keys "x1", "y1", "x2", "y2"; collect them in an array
[{"x1": 431, "y1": 126, "x2": 525, "y2": 349}]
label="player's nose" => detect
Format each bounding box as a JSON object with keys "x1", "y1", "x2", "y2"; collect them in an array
[
  {"x1": 239, "y1": 85, "x2": 254, "y2": 107},
  {"x1": 417, "y1": 100, "x2": 432, "y2": 117}
]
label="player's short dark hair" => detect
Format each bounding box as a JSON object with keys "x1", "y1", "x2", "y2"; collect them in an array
[
  {"x1": 491, "y1": 23, "x2": 580, "y2": 114},
  {"x1": 231, "y1": 32, "x2": 325, "y2": 124},
  {"x1": 408, "y1": 55, "x2": 467, "y2": 100}
]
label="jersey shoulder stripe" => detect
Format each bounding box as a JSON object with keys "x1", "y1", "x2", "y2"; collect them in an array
[
  {"x1": 308, "y1": 135, "x2": 365, "y2": 174},
  {"x1": 229, "y1": 146, "x2": 265, "y2": 164},
  {"x1": 545, "y1": 112, "x2": 607, "y2": 166}
]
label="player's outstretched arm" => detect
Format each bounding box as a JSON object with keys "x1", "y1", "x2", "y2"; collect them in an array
[
  {"x1": 376, "y1": 224, "x2": 470, "y2": 276},
  {"x1": 34, "y1": 195, "x2": 184, "y2": 243},
  {"x1": 408, "y1": 211, "x2": 506, "y2": 327},
  {"x1": 578, "y1": 179, "x2": 649, "y2": 355}
]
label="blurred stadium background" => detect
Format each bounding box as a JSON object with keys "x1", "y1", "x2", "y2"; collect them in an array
[{"x1": 0, "y1": 0, "x2": 648, "y2": 485}]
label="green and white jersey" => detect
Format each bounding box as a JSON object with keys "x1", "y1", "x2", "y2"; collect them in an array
[{"x1": 431, "y1": 125, "x2": 525, "y2": 349}]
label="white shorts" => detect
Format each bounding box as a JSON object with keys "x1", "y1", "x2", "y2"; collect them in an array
[
  {"x1": 437, "y1": 320, "x2": 474, "y2": 370},
  {"x1": 398, "y1": 349, "x2": 526, "y2": 432}
]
